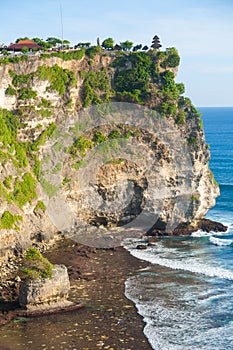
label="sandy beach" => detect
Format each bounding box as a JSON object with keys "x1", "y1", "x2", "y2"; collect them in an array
[{"x1": 0, "y1": 239, "x2": 152, "y2": 350}]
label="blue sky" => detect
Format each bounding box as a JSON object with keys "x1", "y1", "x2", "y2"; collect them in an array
[{"x1": 1, "y1": 0, "x2": 233, "y2": 106}]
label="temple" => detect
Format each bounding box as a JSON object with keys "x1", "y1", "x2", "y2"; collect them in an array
[{"x1": 7, "y1": 39, "x2": 41, "y2": 51}]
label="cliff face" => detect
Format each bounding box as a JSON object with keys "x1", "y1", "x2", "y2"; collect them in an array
[{"x1": 0, "y1": 50, "x2": 219, "y2": 257}]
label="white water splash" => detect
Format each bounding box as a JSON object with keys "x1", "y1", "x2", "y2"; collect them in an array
[
  {"x1": 209, "y1": 236, "x2": 233, "y2": 247},
  {"x1": 125, "y1": 246, "x2": 233, "y2": 281}
]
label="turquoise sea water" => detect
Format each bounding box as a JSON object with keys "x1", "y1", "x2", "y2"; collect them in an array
[{"x1": 125, "y1": 107, "x2": 233, "y2": 349}]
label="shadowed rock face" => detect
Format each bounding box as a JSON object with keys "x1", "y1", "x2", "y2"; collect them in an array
[{"x1": 19, "y1": 265, "x2": 70, "y2": 308}]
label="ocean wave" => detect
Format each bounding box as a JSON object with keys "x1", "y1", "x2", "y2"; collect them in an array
[
  {"x1": 209, "y1": 236, "x2": 233, "y2": 247},
  {"x1": 126, "y1": 247, "x2": 233, "y2": 280},
  {"x1": 191, "y1": 230, "x2": 211, "y2": 238},
  {"x1": 125, "y1": 275, "x2": 233, "y2": 350}
]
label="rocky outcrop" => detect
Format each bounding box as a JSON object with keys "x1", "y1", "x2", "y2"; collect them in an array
[
  {"x1": 0, "y1": 50, "x2": 220, "y2": 256},
  {"x1": 19, "y1": 264, "x2": 70, "y2": 308},
  {"x1": 147, "y1": 218, "x2": 228, "y2": 236}
]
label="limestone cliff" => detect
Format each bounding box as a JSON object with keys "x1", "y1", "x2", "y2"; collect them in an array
[{"x1": 0, "y1": 48, "x2": 219, "y2": 257}]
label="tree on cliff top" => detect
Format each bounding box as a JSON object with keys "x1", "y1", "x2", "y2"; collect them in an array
[
  {"x1": 46, "y1": 37, "x2": 62, "y2": 47},
  {"x1": 102, "y1": 37, "x2": 114, "y2": 50},
  {"x1": 151, "y1": 35, "x2": 162, "y2": 50},
  {"x1": 32, "y1": 38, "x2": 52, "y2": 49},
  {"x1": 120, "y1": 40, "x2": 133, "y2": 51}
]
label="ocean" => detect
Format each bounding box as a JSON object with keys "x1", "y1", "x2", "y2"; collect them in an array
[{"x1": 124, "y1": 107, "x2": 233, "y2": 350}]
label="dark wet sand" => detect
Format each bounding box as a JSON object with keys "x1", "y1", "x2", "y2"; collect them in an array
[{"x1": 0, "y1": 239, "x2": 152, "y2": 350}]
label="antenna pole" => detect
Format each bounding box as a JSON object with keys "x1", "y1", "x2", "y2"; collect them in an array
[{"x1": 60, "y1": 3, "x2": 64, "y2": 50}]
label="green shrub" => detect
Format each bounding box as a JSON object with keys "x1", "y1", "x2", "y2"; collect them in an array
[
  {"x1": 108, "y1": 129, "x2": 121, "y2": 139},
  {"x1": 36, "y1": 64, "x2": 76, "y2": 95},
  {"x1": 176, "y1": 111, "x2": 187, "y2": 125},
  {"x1": 0, "y1": 55, "x2": 29, "y2": 65},
  {"x1": 69, "y1": 135, "x2": 93, "y2": 156},
  {"x1": 93, "y1": 130, "x2": 107, "y2": 144},
  {"x1": 117, "y1": 90, "x2": 142, "y2": 103},
  {"x1": 62, "y1": 177, "x2": 70, "y2": 185},
  {"x1": 31, "y1": 122, "x2": 57, "y2": 151},
  {"x1": 210, "y1": 170, "x2": 218, "y2": 187},
  {"x1": 161, "y1": 70, "x2": 179, "y2": 100},
  {"x1": 176, "y1": 83, "x2": 185, "y2": 95},
  {"x1": 5, "y1": 85, "x2": 16, "y2": 96},
  {"x1": 13, "y1": 173, "x2": 37, "y2": 208},
  {"x1": 160, "y1": 48, "x2": 180, "y2": 68},
  {"x1": 0, "y1": 108, "x2": 21, "y2": 147},
  {"x1": 161, "y1": 102, "x2": 177, "y2": 117},
  {"x1": 50, "y1": 48, "x2": 85, "y2": 61},
  {"x1": 22, "y1": 248, "x2": 54, "y2": 279},
  {"x1": 39, "y1": 109, "x2": 53, "y2": 118},
  {"x1": 114, "y1": 52, "x2": 152, "y2": 97},
  {"x1": 86, "y1": 46, "x2": 102, "y2": 59},
  {"x1": 18, "y1": 87, "x2": 37, "y2": 100},
  {"x1": 156, "y1": 51, "x2": 167, "y2": 60},
  {"x1": 31, "y1": 154, "x2": 41, "y2": 178},
  {"x1": 0, "y1": 150, "x2": 11, "y2": 164},
  {"x1": 111, "y1": 55, "x2": 128, "y2": 68},
  {"x1": 0, "y1": 211, "x2": 23, "y2": 230},
  {"x1": 72, "y1": 160, "x2": 85, "y2": 171},
  {"x1": 34, "y1": 200, "x2": 46, "y2": 213},
  {"x1": 12, "y1": 73, "x2": 33, "y2": 87},
  {"x1": 151, "y1": 62, "x2": 160, "y2": 83},
  {"x1": 3, "y1": 175, "x2": 13, "y2": 189},
  {"x1": 39, "y1": 98, "x2": 53, "y2": 108},
  {"x1": 14, "y1": 142, "x2": 28, "y2": 167},
  {"x1": 0, "y1": 183, "x2": 10, "y2": 202},
  {"x1": 82, "y1": 71, "x2": 111, "y2": 107},
  {"x1": 25, "y1": 247, "x2": 41, "y2": 260}
]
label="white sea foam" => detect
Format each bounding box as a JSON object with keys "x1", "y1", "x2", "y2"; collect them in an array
[
  {"x1": 191, "y1": 230, "x2": 211, "y2": 237},
  {"x1": 209, "y1": 236, "x2": 233, "y2": 246},
  {"x1": 125, "y1": 274, "x2": 233, "y2": 350},
  {"x1": 139, "y1": 307, "x2": 233, "y2": 350},
  {"x1": 126, "y1": 247, "x2": 233, "y2": 280}
]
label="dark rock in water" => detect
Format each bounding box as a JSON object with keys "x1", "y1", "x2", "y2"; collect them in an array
[
  {"x1": 147, "y1": 237, "x2": 160, "y2": 243},
  {"x1": 146, "y1": 218, "x2": 228, "y2": 237},
  {"x1": 147, "y1": 242, "x2": 156, "y2": 247},
  {"x1": 196, "y1": 219, "x2": 228, "y2": 233},
  {"x1": 136, "y1": 244, "x2": 147, "y2": 250},
  {"x1": 19, "y1": 265, "x2": 70, "y2": 308}
]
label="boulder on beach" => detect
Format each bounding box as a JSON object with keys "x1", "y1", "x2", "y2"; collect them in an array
[{"x1": 19, "y1": 264, "x2": 70, "y2": 308}]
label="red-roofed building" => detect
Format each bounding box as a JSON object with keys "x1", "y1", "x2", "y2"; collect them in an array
[{"x1": 7, "y1": 39, "x2": 42, "y2": 51}]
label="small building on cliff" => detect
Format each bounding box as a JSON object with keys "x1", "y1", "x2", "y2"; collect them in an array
[{"x1": 7, "y1": 39, "x2": 42, "y2": 52}]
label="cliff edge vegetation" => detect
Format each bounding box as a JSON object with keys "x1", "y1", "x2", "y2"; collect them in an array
[{"x1": 0, "y1": 38, "x2": 219, "y2": 258}]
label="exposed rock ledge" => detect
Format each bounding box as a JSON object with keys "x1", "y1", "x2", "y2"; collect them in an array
[{"x1": 146, "y1": 218, "x2": 228, "y2": 237}]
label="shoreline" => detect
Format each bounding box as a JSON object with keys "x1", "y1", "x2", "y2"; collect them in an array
[
  {"x1": 0, "y1": 238, "x2": 152, "y2": 350},
  {"x1": 0, "y1": 218, "x2": 227, "y2": 348}
]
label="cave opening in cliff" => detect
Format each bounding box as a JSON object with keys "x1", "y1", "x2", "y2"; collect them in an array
[{"x1": 84, "y1": 159, "x2": 148, "y2": 228}]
